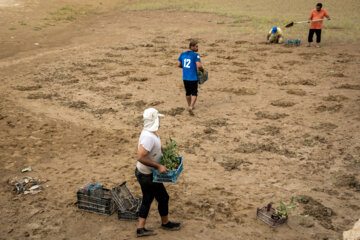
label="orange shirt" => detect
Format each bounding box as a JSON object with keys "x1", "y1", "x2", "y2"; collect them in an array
[{"x1": 309, "y1": 8, "x2": 329, "y2": 29}]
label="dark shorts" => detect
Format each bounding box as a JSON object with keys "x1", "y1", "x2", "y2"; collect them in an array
[
  {"x1": 308, "y1": 29, "x2": 322, "y2": 43},
  {"x1": 183, "y1": 80, "x2": 198, "y2": 96}
]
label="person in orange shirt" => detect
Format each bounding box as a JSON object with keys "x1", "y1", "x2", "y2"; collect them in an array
[{"x1": 308, "y1": 3, "x2": 331, "y2": 48}]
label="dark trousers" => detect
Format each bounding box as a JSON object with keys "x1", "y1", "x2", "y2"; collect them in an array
[
  {"x1": 308, "y1": 29, "x2": 322, "y2": 43},
  {"x1": 135, "y1": 168, "x2": 169, "y2": 219}
]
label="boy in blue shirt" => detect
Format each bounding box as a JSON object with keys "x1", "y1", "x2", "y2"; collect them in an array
[{"x1": 177, "y1": 41, "x2": 204, "y2": 113}]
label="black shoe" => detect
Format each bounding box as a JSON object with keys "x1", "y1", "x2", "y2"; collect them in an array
[
  {"x1": 161, "y1": 221, "x2": 181, "y2": 231},
  {"x1": 136, "y1": 228, "x2": 157, "y2": 237}
]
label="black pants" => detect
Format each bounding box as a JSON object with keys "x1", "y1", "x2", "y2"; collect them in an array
[
  {"x1": 135, "y1": 168, "x2": 169, "y2": 219},
  {"x1": 308, "y1": 29, "x2": 322, "y2": 43},
  {"x1": 183, "y1": 80, "x2": 198, "y2": 96}
]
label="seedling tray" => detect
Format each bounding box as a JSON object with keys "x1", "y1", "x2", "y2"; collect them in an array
[
  {"x1": 153, "y1": 157, "x2": 183, "y2": 183},
  {"x1": 256, "y1": 204, "x2": 288, "y2": 227}
]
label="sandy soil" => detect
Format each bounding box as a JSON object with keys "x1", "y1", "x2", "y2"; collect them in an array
[{"x1": 0, "y1": 1, "x2": 360, "y2": 240}]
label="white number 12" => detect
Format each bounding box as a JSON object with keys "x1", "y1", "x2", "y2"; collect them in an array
[{"x1": 184, "y1": 59, "x2": 191, "y2": 68}]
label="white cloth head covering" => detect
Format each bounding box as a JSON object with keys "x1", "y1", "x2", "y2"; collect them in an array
[{"x1": 143, "y1": 108, "x2": 164, "y2": 132}]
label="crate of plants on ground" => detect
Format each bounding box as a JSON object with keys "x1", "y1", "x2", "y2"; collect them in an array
[
  {"x1": 111, "y1": 181, "x2": 142, "y2": 220},
  {"x1": 77, "y1": 182, "x2": 117, "y2": 216},
  {"x1": 153, "y1": 137, "x2": 183, "y2": 183},
  {"x1": 256, "y1": 201, "x2": 288, "y2": 227}
]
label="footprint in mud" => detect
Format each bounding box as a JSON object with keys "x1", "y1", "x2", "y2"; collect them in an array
[
  {"x1": 217, "y1": 55, "x2": 236, "y2": 60},
  {"x1": 128, "y1": 77, "x2": 148, "y2": 82},
  {"x1": 232, "y1": 61, "x2": 246, "y2": 67},
  {"x1": 234, "y1": 141, "x2": 295, "y2": 157},
  {"x1": 67, "y1": 101, "x2": 88, "y2": 109},
  {"x1": 111, "y1": 71, "x2": 131, "y2": 77},
  {"x1": 336, "y1": 84, "x2": 360, "y2": 90},
  {"x1": 296, "y1": 195, "x2": 335, "y2": 230},
  {"x1": 274, "y1": 49, "x2": 293, "y2": 54},
  {"x1": 92, "y1": 108, "x2": 117, "y2": 115},
  {"x1": 215, "y1": 87, "x2": 256, "y2": 95},
  {"x1": 27, "y1": 93, "x2": 58, "y2": 100},
  {"x1": 251, "y1": 125, "x2": 280, "y2": 136},
  {"x1": 156, "y1": 71, "x2": 172, "y2": 76},
  {"x1": 207, "y1": 42, "x2": 219, "y2": 47},
  {"x1": 333, "y1": 173, "x2": 360, "y2": 192},
  {"x1": 105, "y1": 52, "x2": 124, "y2": 58},
  {"x1": 283, "y1": 60, "x2": 303, "y2": 66},
  {"x1": 209, "y1": 61, "x2": 222, "y2": 65},
  {"x1": 311, "y1": 122, "x2": 338, "y2": 130},
  {"x1": 148, "y1": 101, "x2": 164, "y2": 106},
  {"x1": 111, "y1": 46, "x2": 134, "y2": 51},
  {"x1": 164, "y1": 107, "x2": 184, "y2": 116},
  {"x1": 315, "y1": 103, "x2": 343, "y2": 112},
  {"x1": 234, "y1": 40, "x2": 248, "y2": 45},
  {"x1": 214, "y1": 156, "x2": 252, "y2": 171},
  {"x1": 139, "y1": 43, "x2": 154, "y2": 47},
  {"x1": 323, "y1": 94, "x2": 348, "y2": 102},
  {"x1": 270, "y1": 100, "x2": 296, "y2": 107},
  {"x1": 255, "y1": 111, "x2": 288, "y2": 120},
  {"x1": 204, "y1": 127, "x2": 217, "y2": 134},
  {"x1": 286, "y1": 89, "x2": 306, "y2": 96},
  {"x1": 200, "y1": 118, "x2": 228, "y2": 127},
  {"x1": 230, "y1": 68, "x2": 254, "y2": 75},
  {"x1": 115, "y1": 93, "x2": 132, "y2": 100},
  {"x1": 14, "y1": 85, "x2": 42, "y2": 91},
  {"x1": 301, "y1": 134, "x2": 327, "y2": 146},
  {"x1": 329, "y1": 72, "x2": 346, "y2": 78},
  {"x1": 295, "y1": 79, "x2": 317, "y2": 86}
]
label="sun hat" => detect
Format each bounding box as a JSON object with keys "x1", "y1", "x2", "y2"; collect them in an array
[
  {"x1": 271, "y1": 27, "x2": 278, "y2": 34},
  {"x1": 143, "y1": 108, "x2": 164, "y2": 132}
]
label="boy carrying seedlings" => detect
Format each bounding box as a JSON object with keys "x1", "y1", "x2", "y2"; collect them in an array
[
  {"x1": 177, "y1": 40, "x2": 204, "y2": 114},
  {"x1": 135, "y1": 108, "x2": 181, "y2": 237}
]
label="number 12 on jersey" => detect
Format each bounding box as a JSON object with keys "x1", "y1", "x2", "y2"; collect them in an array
[{"x1": 183, "y1": 59, "x2": 191, "y2": 68}]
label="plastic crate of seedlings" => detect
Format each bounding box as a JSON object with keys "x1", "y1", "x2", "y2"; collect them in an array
[
  {"x1": 256, "y1": 202, "x2": 288, "y2": 227},
  {"x1": 118, "y1": 198, "x2": 142, "y2": 221},
  {"x1": 153, "y1": 157, "x2": 183, "y2": 183},
  {"x1": 285, "y1": 39, "x2": 301, "y2": 46},
  {"x1": 77, "y1": 182, "x2": 116, "y2": 216},
  {"x1": 153, "y1": 138, "x2": 183, "y2": 183}
]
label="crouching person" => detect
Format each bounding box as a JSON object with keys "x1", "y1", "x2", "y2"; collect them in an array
[
  {"x1": 267, "y1": 27, "x2": 284, "y2": 44},
  {"x1": 135, "y1": 108, "x2": 181, "y2": 237}
]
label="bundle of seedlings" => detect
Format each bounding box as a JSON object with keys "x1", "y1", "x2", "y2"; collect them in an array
[{"x1": 161, "y1": 137, "x2": 181, "y2": 170}]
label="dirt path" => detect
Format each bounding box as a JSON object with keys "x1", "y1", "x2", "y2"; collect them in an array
[{"x1": 0, "y1": 4, "x2": 359, "y2": 240}]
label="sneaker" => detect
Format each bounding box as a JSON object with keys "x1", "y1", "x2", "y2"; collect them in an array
[
  {"x1": 161, "y1": 221, "x2": 181, "y2": 231},
  {"x1": 136, "y1": 228, "x2": 157, "y2": 237}
]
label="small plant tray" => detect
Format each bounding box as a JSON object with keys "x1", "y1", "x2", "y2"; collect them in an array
[
  {"x1": 285, "y1": 39, "x2": 301, "y2": 46},
  {"x1": 111, "y1": 181, "x2": 138, "y2": 212},
  {"x1": 118, "y1": 198, "x2": 142, "y2": 221},
  {"x1": 153, "y1": 157, "x2": 183, "y2": 183},
  {"x1": 256, "y1": 205, "x2": 288, "y2": 227},
  {"x1": 77, "y1": 188, "x2": 116, "y2": 216}
]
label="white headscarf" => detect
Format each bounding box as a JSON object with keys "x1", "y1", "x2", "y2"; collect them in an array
[{"x1": 143, "y1": 108, "x2": 164, "y2": 132}]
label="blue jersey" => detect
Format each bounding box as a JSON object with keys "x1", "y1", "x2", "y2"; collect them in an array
[{"x1": 178, "y1": 51, "x2": 200, "y2": 81}]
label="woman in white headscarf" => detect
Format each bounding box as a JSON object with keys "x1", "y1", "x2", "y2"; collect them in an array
[{"x1": 135, "y1": 108, "x2": 181, "y2": 237}]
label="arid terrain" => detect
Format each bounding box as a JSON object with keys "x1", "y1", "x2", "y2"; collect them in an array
[{"x1": 0, "y1": 1, "x2": 359, "y2": 239}]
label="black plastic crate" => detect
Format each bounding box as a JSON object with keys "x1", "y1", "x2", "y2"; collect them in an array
[
  {"x1": 111, "y1": 182, "x2": 138, "y2": 212},
  {"x1": 77, "y1": 188, "x2": 116, "y2": 215},
  {"x1": 256, "y1": 203, "x2": 288, "y2": 227},
  {"x1": 118, "y1": 198, "x2": 142, "y2": 221}
]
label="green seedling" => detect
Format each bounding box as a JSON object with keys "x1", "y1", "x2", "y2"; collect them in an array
[{"x1": 161, "y1": 138, "x2": 181, "y2": 170}]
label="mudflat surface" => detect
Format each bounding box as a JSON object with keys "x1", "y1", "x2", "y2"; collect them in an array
[{"x1": 0, "y1": 1, "x2": 359, "y2": 240}]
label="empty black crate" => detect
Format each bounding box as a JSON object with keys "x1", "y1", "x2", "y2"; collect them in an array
[{"x1": 77, "y1": 188, "x2": 116, "y2": 215}]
